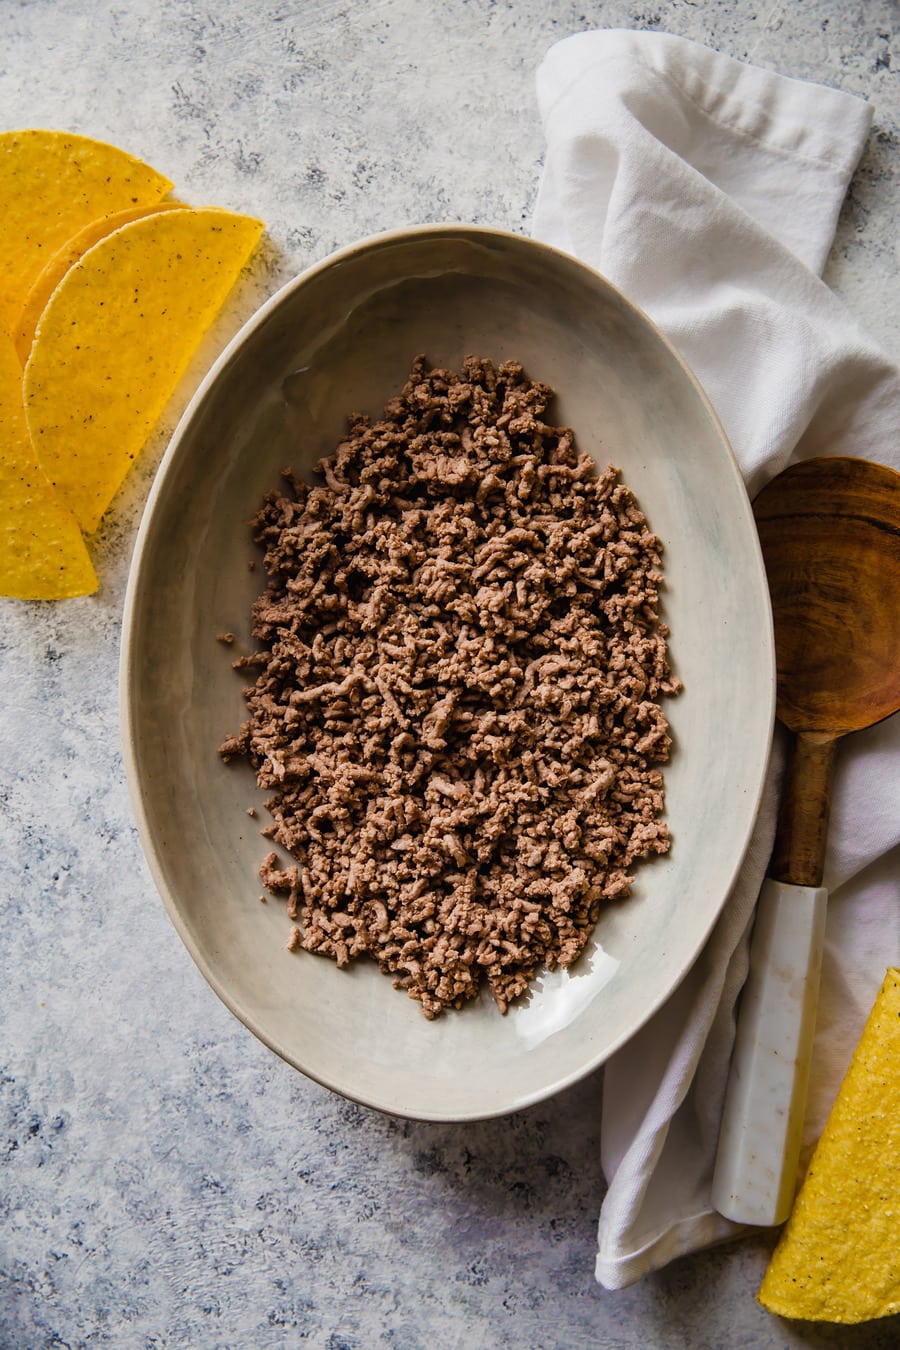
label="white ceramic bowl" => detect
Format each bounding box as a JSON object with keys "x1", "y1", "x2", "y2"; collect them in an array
[{"x1": 121, "y1": 225, "x2": 774, "y2": 1121}]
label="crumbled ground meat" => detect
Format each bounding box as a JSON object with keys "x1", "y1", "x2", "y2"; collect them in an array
[{"x1": 220, "y1": 356, "x2": 680, "y2": 1018}]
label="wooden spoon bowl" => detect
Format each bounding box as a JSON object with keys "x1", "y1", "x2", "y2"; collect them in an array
[{"x1": 756, "y1": 455, "x2": 900, "y2": 735}]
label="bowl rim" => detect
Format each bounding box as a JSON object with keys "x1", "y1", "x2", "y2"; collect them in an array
[{"x1": 120, "y1": 222, "x2": 775, "y2": 1120}]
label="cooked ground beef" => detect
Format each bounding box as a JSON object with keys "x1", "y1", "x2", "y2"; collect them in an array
[{"x1": 220, "y1": 356, "x2": 680, "y2": 1018}]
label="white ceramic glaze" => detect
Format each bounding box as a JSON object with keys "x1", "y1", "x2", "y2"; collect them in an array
[
  {"x1": 120, "y1": 225, "x2": 775, "y2": 1121},
  {"x1": 712, "y1": 878, "x2": 828, "y2": 1225}
]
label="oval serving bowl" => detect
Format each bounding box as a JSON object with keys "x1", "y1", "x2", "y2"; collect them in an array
[{"x1": 121, "y1": 225, "x2": 774, "y2": 1121}]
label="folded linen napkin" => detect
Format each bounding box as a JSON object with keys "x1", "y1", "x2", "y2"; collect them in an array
[{"x1": 532, "y1": 28, "x2": 900, "y2": 1291}]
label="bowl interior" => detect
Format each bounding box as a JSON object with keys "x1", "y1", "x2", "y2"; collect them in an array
[{"x1": 122, "y1": 227, "x2": 774, "y2": 1120}]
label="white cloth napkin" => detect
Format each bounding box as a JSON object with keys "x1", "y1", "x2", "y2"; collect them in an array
[{"x1": 532, "y1": 28, "x2": 900, "y2": 1291}]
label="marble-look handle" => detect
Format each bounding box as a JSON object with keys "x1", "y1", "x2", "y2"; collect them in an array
[{"x1": 711, "y1": 878, "x2": 828, "y2": 1226}]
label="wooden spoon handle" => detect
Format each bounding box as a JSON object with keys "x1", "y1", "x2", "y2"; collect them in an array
[{"x1": 770, "y1": 730, "x2": 838, "y2": 888}]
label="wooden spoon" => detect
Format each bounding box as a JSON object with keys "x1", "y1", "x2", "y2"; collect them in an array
[{"x1": 712, "y1": 455, "x2": 900, "y2": 1227}]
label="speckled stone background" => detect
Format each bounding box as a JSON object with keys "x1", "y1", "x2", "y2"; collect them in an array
[{"x1": 1, "y1": 2, "x2": 898, "y2": 1347}]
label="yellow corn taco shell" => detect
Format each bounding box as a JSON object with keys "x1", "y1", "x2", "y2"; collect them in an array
[
  {"x1": 758, "y1": 968, "x2": 900, "y2": 1323},
  {"x1": 12, "y1": 200, "x2": 186, "y2": 365},
  {"x1": 0, "y1": 324, "x2": 96, "y2": 600},
  {"x1": 0, "y1": 129, "x2": 172, "y2": 333},
  {"x1": 23, "y1": 206, "x2": 264, "y2": 533}
]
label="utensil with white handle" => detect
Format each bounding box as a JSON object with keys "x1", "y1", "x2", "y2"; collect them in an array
[{"x1": 712, "y1": 456, "x2": 900, "y2": 1226}]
